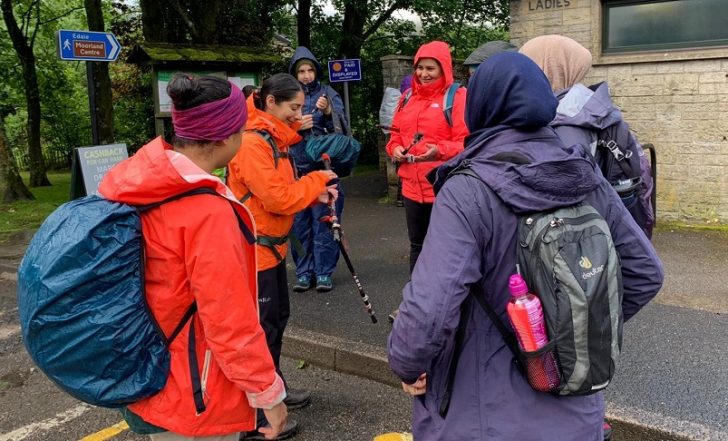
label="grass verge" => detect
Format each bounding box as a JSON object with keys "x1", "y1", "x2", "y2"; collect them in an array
[{"x1": 0, "y1": 171, "x2": 71, "y2": 241}]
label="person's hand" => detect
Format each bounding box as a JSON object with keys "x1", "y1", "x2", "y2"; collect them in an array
[
  {"x1": 322, "y1": 184, "x2": 339, "y2": 203},
  {"x1": 318, "y1": 170, "x2": 337, "y2": 181},
  {"x1": 300, "y1": 114, "x2": 314, "y2": 131},
  {"x1": 259, "y1": 402, "x2": 288, "y2": 440},
  {"x1": 415, "y1": 144, "x2": 439, "y2": 162},
  {"x1": 315, "y1": 171, "x2": 338, "y2": 205},
  {"x1": 391, "y1": 146, "x2": 405, "y2": 163},
  {"x1": 402, "y1": 373, "x2": 427, "y2": 396},
  {"x1": 316, "y1": 96, "x2": 331, "y2": 115}
]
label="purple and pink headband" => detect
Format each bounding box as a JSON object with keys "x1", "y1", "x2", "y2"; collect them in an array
[{"x1": 171, "y1": 82, "x2": 247, "y2": 142}]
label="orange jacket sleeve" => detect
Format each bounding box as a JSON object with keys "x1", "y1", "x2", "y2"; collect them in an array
[
  {"x1": 183, "y1": 199, "x2": 284, "y2": 407},
  {"x1": 235, "y1": 134, "x2": 330, "y2": 215},
  {"x1": 436, "y1": 87, "x2": 468, "y2": 160}
]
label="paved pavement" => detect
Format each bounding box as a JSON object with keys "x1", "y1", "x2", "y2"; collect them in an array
[{"x1": 2, "y1": 170, "x2": 728, "y2": 440}]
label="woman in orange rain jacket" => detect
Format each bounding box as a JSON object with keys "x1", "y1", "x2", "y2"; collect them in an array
[
  {"x1": 99, "y1": 74, "x2": 287, "y2": 441},
  {"x1": 227, "y1": 73, "x2": 337, "y2": 439},
  {"x1": 386, "y1": 41, "x2": 469, "y2": 275}
]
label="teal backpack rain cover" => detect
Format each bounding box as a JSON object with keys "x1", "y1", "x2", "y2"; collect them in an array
[{"x1": 17, "y1": 192, "x2": 208, "y2": 407}]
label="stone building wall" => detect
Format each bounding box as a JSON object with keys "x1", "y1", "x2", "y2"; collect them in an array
[{"x1": 510, "y1": 0, "x2": 728, "y2": 223}]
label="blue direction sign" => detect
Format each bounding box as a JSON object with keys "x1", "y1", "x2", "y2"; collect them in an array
[
  {"x1": 328, "y1": 58, "x2": 362, "y2": 83},
  {"x1": 57, "y1": 29, "x2": 121, "y2": 62}
]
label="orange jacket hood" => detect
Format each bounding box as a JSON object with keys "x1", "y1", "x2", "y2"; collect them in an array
[
  {"x1": 413, "y1": 41, "x2": 454, "y2": 94},
  {"x1": 244, "y1": 95, "x2": 302, "y2": 149}
]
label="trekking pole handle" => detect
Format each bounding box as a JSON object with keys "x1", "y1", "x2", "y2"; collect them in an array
[
  {"x1": 321, "y1": 154, "x2": 338, "y2": 224},
  {"x1": 322, "y1": 153, "x2": 332, "y2": 170},
  {"x1": 402, "y1": 132, "x2": 424, "y2": 156}
]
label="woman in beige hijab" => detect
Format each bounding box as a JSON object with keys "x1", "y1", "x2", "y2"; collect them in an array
[
  {"x1": 519, "y1": 34, "x2": 654, "y2": 241},
  {"x1": 519, "y1": 34, "x2": 592, "y2": 92},
  {"x1": 519, "y1": 37, "x2": 657, "y2": 440}
]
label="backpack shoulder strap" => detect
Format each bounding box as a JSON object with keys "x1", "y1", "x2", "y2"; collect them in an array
[
  {"x1": 138, "y1": 187, "x2": 255, "y2": 245},
  {"x1": 250, "y1": 129, "x2": 283, "y2": 168},
  {"x1": 135, "y1": 186, "x2": 257, "y2": 347},
  {"x1": 450, "y1": 167, "x2": 527, "y2": 357},
  {"x1": 137, "y1": 187, "x2": 220, "y2": 212},
  {"x1": 442, "y1": 82, "x2": 460, "y2": 127},
  {"x1": 597, "y1": 123, "x2": 636, "y2": 178},
  {"x1": 438, "y1": 164, "x2": 526, "y2": 418},
  {"x1": 324, "y1": 85, "x2": 347, "y2": 135},
  {"x1": 397, "y1": 88, "x2": 413, "y2": 112},
  {"x1": 445, "y1": 164, "x2": 528, "y2": 358}
]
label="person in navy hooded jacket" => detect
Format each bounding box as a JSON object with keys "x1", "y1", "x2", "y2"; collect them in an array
[
  {"x1": 387, "y1": 52, "x2": 663, "y2": 441},
  {"x1": 288, "y1": 46, "x2": 347, "y2": 293}
]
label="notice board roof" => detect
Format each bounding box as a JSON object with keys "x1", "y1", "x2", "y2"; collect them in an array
[{"x1": 128, "y1": 42, "x2": 281, "y2": 65}]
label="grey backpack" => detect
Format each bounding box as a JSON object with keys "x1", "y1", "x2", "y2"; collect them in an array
[
  {"x1": 514, "y1": 201, "x2": 624, "y2": 395},
  {"x1": 451, "y1": 162, "x2": 624, "y2": 396}
]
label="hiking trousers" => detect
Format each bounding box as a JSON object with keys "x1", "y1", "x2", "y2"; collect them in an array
[
  {"x1": 257, "y1": 260, "x2": 290, "y2": 380},
  {"x1": 403, "y1": 197, "x2": 433, "y2": 274}
]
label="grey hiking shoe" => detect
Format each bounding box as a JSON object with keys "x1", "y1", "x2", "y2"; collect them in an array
[{"x1": 283, "y1": 388, "x2": 311, "y2": 410}]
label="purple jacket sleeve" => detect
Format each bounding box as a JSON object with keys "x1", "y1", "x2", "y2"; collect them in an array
[
  {"x1": 593, "y1": 182, "x2": 664, "y2": 321},
  {"x1": 387, "y1": 180, "x2": 489, "y2": 384}
]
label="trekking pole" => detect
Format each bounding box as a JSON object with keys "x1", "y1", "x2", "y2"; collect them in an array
[
  {"x1": 321, "y1": 154, "x2": 378, "y2": 324},
  {"x1": 394, "y1": 132, "x2": 424, "y2": 172},
  {"x1": 401, "y1": 132, "x2": 424, "y2": 156}
]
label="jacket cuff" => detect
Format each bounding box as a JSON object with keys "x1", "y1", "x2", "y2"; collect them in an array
[{"x1": 246, "y1": 373, "x2": 286, "y2": 409}]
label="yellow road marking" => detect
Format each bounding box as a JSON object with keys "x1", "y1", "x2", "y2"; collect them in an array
[
  {"x1": 79, "y1": 421, "x2": 129, "y2": 441},
  {"x1": 373, "y1": 433, "x2": 413, "y2": 441}
]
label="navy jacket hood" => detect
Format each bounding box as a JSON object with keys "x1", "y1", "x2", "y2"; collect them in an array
[
  {"x1": 465, "y1": 52, "x2": 557, "y2": 140},
  {"x1": 289, "y1": 46, "x2": 323, "y2": 82}
]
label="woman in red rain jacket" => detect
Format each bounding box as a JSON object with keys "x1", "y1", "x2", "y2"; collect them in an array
[{"x1": 386, "y1": 40, "x2": 469, "y2": 274}]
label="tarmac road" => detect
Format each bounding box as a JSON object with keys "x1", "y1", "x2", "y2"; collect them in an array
[
  {"x1": 2, "y1": 171, "x2": 728, "y2": 440},
  {"x1": 0, "y1": 276, "x2": 413, "y2": 441}
]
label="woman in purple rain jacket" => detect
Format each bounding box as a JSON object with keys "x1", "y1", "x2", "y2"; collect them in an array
[{"x1": 387, "y1": 52, "x2": 664, "y2": 441}]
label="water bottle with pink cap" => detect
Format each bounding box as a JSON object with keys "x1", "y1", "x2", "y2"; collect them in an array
[{"x1": 506, "y1": 271, "x2": 560, "y2": 391}]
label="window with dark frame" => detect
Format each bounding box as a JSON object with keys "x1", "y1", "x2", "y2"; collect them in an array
[{"x1": 603, "y1": 0, "x2": 728, "y2": 53}]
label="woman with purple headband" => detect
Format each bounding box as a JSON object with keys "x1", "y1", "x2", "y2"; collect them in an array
[{"x1": 99, "y1": 73, "x2": 288, "y2": 441}]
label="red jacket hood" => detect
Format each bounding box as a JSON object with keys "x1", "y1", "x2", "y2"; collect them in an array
[
  {"x1": 413, "y1": 41, "x2": 454, "y2": 93},
  {"x1": 99, "y1": 137, "x2": 235, "y2": 205}
]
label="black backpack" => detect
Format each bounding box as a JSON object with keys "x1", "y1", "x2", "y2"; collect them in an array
[
  {"x1": 439, "y1": 156, "x2": 623, "y2": 416},
  {"x1": 594, "y1": 121, "x2": 656, "y2": 238}
]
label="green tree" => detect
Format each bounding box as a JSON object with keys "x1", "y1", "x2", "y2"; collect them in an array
[
  {"x1": 109, "y1": 1, "x2": 154, "y2": 152},
  {"x1": 0, "y1": 100, "x2": 33, "y2": 202},
  {"x1": 1, "y1": 0, "x2": 50, "y2": 186},
  {"x1": 85, "y1": 0, "x2": 114, "y2": 144},
  {"x1": 139, "y1": 0, "x2": 286, "y2": 46}
]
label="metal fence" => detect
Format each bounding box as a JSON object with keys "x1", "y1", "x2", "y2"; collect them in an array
[{"x1": 12, "y1": 148, "x2": 71, "y2": 171}]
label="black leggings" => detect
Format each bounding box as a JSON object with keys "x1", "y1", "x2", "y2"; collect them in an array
[
  {"x1": 403, "y1": 197, "x2": 433, "y2": 274},
  {"x1": 256, "y1": 260, "x2": 290, "y2": 382}
]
